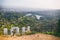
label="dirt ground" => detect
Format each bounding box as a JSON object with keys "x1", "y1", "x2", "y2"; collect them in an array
[{"x1": 0, "y1": 33, "x2": 60, "y2": 40}]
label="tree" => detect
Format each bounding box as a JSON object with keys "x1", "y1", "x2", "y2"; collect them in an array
[
  {"x1": 55, "y1": 19, "x2": 60, "y2": 37},
  {"x1": 57, "y1": 19, "x2": 60, "y2": 33}
]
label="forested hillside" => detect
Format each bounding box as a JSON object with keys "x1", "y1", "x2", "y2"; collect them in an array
[{"x1": 0, "y1": 9, "x2": 60, "y2": 36}]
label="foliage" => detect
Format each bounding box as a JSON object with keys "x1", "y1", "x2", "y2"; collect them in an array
[
  {"x1": 54, "y1": 19, "x2": 60, "y2": 37},
  {"x1": 0, "y1": 12, "x2": 59, "y2": 36},
  {"x1": 42, "y1": 32, "x2": 55, "y2": 35}
]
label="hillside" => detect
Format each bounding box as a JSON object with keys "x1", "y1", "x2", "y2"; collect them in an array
[
  {"x1": 0, "y1": 9, "x2": 60, "y2": 37},
  {"x1": 0, "y1": 10, "x2": 59, "y2": 34},
  {"x1": 0, "y1": 33, "x2": 60, "y2": 40}
]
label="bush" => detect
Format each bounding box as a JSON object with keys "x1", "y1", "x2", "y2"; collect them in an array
[
  {"x1": 16, "y1": 33, "x2": 22, "y2": 36},
  {"x1": 0, "y1": 31, "x2": 3, "y2": 35},
  {"x1": 25, "y1": 31, "x2": 35, "y2": 35},
  {"x1": 54, "y1": 32, "x2": 60, "y2": 37},
  {"x1": 42, "y1": 32, "x2": 55, "y2": 35}
]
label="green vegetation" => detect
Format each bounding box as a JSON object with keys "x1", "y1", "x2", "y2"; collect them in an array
[
  {"x1": 42, "y1": 32, "x2": 55, "y2": 35},
  {"x1": 53, "y1": 19, "x2": 60, "y2": 37},
  {"x1": 0, "y1": 12, "x2": 60, "y2": 37}
]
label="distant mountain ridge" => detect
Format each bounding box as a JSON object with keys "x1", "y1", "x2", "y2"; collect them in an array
[{"x1": 0, "y1": 7, "x2": 60, "y2": 19}]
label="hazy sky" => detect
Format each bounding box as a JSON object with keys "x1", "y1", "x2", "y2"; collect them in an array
[{"x1": 0, "y1": 0, "x2": 60, "y2": 9}]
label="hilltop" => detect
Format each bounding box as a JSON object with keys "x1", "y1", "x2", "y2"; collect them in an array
[{"x1": 0, "y1": 33, "x2": 60, "y2": 40}]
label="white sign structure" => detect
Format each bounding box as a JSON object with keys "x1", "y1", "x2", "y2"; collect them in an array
[
  {"x1": 4, "y1": 28, "x2": 8, "y2": 35},
  {"x1": 27, "y1": 26, "x2": 30, "y2": 31},
  {"x1": 22, "y1": 27, "x2": 26, "y2": 33},
  {"x1": 3, "y1": 26, "x2": 31, "y2": 35},
  {"x1": 10, "y1": 27, "x2": 19, "y2": 35}
]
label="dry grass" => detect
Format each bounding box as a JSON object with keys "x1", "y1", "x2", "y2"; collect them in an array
[{"x1": 0, "y1": 33, "x2": 60, "y2": 40}]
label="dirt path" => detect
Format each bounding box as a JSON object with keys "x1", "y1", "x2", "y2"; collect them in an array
[{"x1": 0, "y1": 33, "x2": 60, "y2": 40}]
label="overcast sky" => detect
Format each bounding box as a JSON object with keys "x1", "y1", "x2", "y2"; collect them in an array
[{"x1": 0, "y1": 0, "x2": 60, "y2": 9}]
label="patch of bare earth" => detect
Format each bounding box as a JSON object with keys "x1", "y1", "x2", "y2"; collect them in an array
[{"x1": 0, "y1": 33, "x2": 60, "y2": 40}]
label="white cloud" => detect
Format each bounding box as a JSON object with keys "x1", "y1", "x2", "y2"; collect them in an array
[{"x1": 1, "y1": 0, "x2": 60, "y2": 9}]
